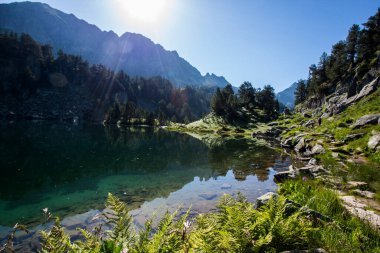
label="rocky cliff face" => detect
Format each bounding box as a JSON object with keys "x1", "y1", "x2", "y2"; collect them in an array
[{"x1": 0, "y1": 2, "x2": 229, "y2": 88}]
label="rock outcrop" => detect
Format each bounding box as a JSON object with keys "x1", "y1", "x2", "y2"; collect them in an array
[
  {"x1": 322, "y1": 78, "x2": 379, "y2": 118},
  {"x1": 352, "y1": 114, "x2": 380, "y2": 129},
  {"x1": 368, "y1": 133, "x2": 380, "y2": 150}
]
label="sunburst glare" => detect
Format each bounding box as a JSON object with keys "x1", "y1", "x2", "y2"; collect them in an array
[{"x1": 117, "y1": 0, "x2": 168, "y2": 22}]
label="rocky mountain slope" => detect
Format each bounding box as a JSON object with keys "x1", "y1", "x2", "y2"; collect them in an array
[
  {"x1": 276, "y1": 82, "x2": 296, "y2": 109},
  {"x1": 0, "y1": 1, "x2": 228, "y2": 88}
]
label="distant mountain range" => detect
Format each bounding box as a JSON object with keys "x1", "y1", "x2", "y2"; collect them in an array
[
  {"x1": 0, "y1": 1, "x2": 229, "y2": 88},
  {"x1": 276, "y1": 83, "x2": 296, "y2": 109}
]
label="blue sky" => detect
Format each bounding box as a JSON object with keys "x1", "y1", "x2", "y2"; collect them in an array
[{"x1": 1, "y1": 0, "x2": 379, "y2": 91}]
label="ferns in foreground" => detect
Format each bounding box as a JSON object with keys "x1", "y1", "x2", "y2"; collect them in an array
[{"x1": 34, "y1": 193, "x2": 314, "y2": 253}]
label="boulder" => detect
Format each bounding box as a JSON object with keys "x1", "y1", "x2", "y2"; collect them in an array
[
  {"x1": 347, "y1": 181, "x2": 368, "y2": 190},
  {"x1": 297, "y1": 165, "x2": 327, "y2": 178},
  {"x1": 311, "y1": 144, "x2": 325, "y2": 155},
  {"x1": 344, "y1": 133, "x2": 365, "y2": 142},
  {"x1": 274, "y1": 171, "x2": 296, "y2": 182},
  {"x1": 353, "y1": 189, "x2": 375, "y2": 199},
  {"x1": 281, "y1": 134, "x2": 307, "y2": 148},
  {"x1": 294, "y1": 137, "x2": 306, "y2": 153},
  {"x1": 368, "y1": 134, "x2": 380, "y2": 150},
  {"x1": 308, "y1": 158, "x2": 317, "y2": 165},
  {"x1": 343, "y1": 78, "x2": 379, "y2": 106},
  {"x1": 352, "y1": 114, "x2": 380, "y2": 129},
  {"x1": 256, "y1": 192, "x2": 278, "y2": 208},
  {"x1": 341, "y1": 195, "x2": 380, "y2": 229}
]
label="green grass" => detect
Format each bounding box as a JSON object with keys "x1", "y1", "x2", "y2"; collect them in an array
[{"x1": 279, "y1": 180, "x2": 380, "y2": 252}]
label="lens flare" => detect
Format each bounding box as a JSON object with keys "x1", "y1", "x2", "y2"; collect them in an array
[{"x1": 118, "y1": 0, "x2": 168, "y2": 22}]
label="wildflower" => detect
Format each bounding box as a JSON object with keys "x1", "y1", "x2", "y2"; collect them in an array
[
  {"x1": 183, "y1": 220, "x2": 191, "y2": 230},
  {"x1": 302, "y1": 176, "x2": 308, "y2": 181},
  {"x1": 42, "y1": 208, "x2": 48, "y2": 214}
]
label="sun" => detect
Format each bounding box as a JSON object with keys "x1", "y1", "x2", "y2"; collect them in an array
[{"x1": 119, "y1": 0, "x2": 168, "y2": 22}]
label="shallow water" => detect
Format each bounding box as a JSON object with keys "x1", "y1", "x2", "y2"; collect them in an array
[{"x1": 0, "y1": 121, "x2": 292, "y2": 250}]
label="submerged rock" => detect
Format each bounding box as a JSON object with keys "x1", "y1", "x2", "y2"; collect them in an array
[
  {"x1": 221, "y1": 183, "x2": 232, "y2": 189},
  {"x1": 199, "y1": 192, "x2": 217, "y2": 200}
]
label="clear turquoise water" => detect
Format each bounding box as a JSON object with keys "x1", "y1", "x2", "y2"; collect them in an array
[{"x1": 0, "y1": 121, "x2": 291, "y2": 241}]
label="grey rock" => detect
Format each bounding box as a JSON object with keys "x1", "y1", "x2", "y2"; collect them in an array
[
  {"x1": 308, "y1": 158, "x2": 317, "y2": 165},
  {"x1": 297, "y1": 165, "x2": 327, "y2": 178},
  {"x1": 352, "y1": 114, "x2": 380, "y2": 129},
  {"x1": 281, "y1": 134, "x2": 308, "y2": 148},
  {"x1": 303, "y1": 119, "x2": 315, "y2": 127},
  {"x1": 347, "y1": 181, "x2": 368, "y2": 190},
  {"x1": 311, "y1": 144, "x2": 325, "y2": 155},
  {"x1": 368, "y1": 134, "x2": 380, "y2": 150},
  {"x1": 294, "y1": 137, "x2": 306, "y2": 153},
  {"x1": 341, "y1": 195, "x2": 380, "y2": 229},
  {"x1": 353, "y1": 189, "x2": 375, "y2": 199},
  {"x1": 256, "y1": 192, "x2": 278, "y2": 208},
  {"x1": 343, "y1": 78, "x2": 379, "y2": 106},
  {"x1": 274, "y1": 171, "x2": 296, "y2": 182},
  {"x1": 344, "y1": 133, "x2": 365, "y2": 142}
]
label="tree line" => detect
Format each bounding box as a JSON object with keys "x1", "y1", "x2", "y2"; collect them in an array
[
  {"x1": 0, "y1": 32, "x2": 211, "y2": 124},
  {"x1": 211, "y1": 82, "x2": 279, "y2": 122},
  {"x1": 294, "y1": 8, "x2": 380, "y2": 106}
]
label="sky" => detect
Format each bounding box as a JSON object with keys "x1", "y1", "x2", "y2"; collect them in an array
[{"x1": 0, "y1": 0, "x2": 379, "y2": 91}]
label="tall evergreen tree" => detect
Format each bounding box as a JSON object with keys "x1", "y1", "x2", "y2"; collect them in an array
[
  {"x1": 211, "y1": 87, "x2": 225, "y2": 116},
  {"x1": 294, "y1": 79, "x2": 308, "y2": 105},
  {"x1": 346, "y1": 24, "x2": 360, "y2": 66},
  {"x1": 238, "y1": 81, "x2": 256, "y2": 108}
]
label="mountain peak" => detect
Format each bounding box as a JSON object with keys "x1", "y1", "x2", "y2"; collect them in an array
[{"x1": 0, "y1": 1, "x2": 229, "y2": 88}]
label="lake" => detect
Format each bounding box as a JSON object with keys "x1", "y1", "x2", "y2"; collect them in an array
[{"x1": 0, "y1": 121, "x2": 292, "y2": 251}]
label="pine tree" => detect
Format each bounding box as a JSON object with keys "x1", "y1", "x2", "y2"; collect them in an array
[
  {"x1": 238, "y1": 81, "x2": 256, "y2": 108},
  {"x1": 346, "y1": 24, "x2": 360, "y2": 66},
  {"x1": 211, "y1": 88, "x2": 225, "y2": 116},
  {"x1": 294, "y1": 79, "x2": 308, "y2": 105}
]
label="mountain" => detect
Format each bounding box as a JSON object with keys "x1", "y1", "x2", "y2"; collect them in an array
[
  {"x1": 0, "y1": 33, "x2": 212, "y2": 122},
  {"x1": 276, "y1": 82, "x2": 296, "y2": 109},
  {"x1": 0, "y1": 1, "x2": 229, "y2": 88}
]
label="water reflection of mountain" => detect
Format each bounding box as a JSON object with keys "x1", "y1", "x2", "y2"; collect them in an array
[{"x1": 0, "y1": 122, "x2": 290, "y2": 226}]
